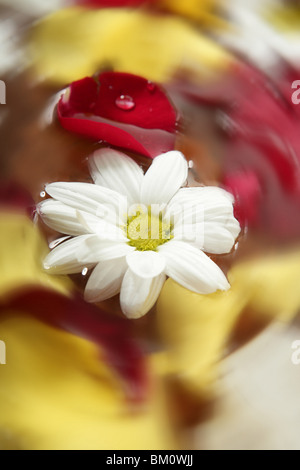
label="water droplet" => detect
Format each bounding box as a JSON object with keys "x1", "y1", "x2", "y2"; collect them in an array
[
  {"x1": 115, "y1": 95, "x2": 135, "y2": 111},
  {"x1": 82, "y1": 267, "x2": 88, "y2": 276},
  {"x1": 40, "y1": 191, "x2": 46, "y2": 198},
  {"x1": 147, "y1": 81, "x2": 156, "y2": 93},
  {"x1": 49, "y1": 236, "x2": 71, "y2": 249}
]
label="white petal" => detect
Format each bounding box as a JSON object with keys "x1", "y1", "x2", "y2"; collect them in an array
[
  {"x1": 167, "y1": 187, "x2": 240, "y2": 254},
  {"x1": 43, "y1": 235, "x2": 95, "y2": 274},
  {"x1": 76, "y1": 235, "x2": 135, "y2": 264},
  {"x1": 166, "y1": 186, "x2": 234, "y2": 219},
  {"x1": 169, "y1": 186, "x2": 234, "y2": 207},
  {"x1": 84, "y1": 258, "x2": 128, "y2": 303},
  {"x1": 140, "y1": 151, "x2": 188, "y2": 206},
  {"x1": 120, "y1": 268, "x2": 166, "y2": 319},
  {"x1": 45, "y1": 182, "x2": 127, "y2": 225},
  {"x1": 38, "y1": 200, "x2": 105, "y2": 236},
  {"x1": 126, "y1": 250, "x2": 166, "y2": 279},
  {"x1": 158, "y1": 240, "x2": 230, "y2": 294},
  {"x1": 199, "y1": 221, "x2": 238, "y2": 254},
  {"x1": 76, "y1": 210, "x2": 127, "y2": 242},
  {"x1": 89, "y1": 148, "x2": 144, "y2": 205}
]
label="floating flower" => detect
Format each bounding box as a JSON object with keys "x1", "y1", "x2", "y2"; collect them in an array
[
  {"x1": 57, "y1": 71, "x2": 178, "y2": 158},
  {"x1": 38, "y1": 149, "x2": 240, "y2": 319}
]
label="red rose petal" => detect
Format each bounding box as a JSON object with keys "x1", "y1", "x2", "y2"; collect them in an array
[
  {"x1": 64, "y1": 76, "x2": 99, "y2": 113},
  {"x1": 58, "y1": 113, "x2": 176, "y2": 157},
  {"x1": 91, "y1": 72, "x2": 176, "y2": 131},
  {"x1": 57, "y1": 71, "x2": 178, "y2": 158}
]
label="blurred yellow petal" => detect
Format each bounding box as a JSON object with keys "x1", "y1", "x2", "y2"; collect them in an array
[
  {"x1": 157, "y1": 249, "x2": 300, "y2": 398},
  {"x1": 161, "y1": 0, "x2": 226, "y2": 28},
  {"x1": 156, "y1": 278, "x2": 248, "y2": 398},
  {"x1": 0, "y1": 314, "x2": 178, "y2": 450},
  {"x1": 265, "y1": 5, "x2": 300, "y2": 33},
  {"x1": 0, "y1": 213, "x2": 179, "y2": 449},
  {"x1": 0, "y1": 213, "x2": 72, "y2": 299},
  {"x1": 229, "y1": 249, "x2": 300, "y2": 323},
  {"x1": 29, "y1": 7, "x2": 233, "y2": 85}
]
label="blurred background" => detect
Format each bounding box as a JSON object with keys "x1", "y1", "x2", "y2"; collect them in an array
[{"x1": 1, "y1": 0, "x2": 300, "y2": 450}]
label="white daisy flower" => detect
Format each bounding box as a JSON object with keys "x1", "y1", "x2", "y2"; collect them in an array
[{"x1": 38, "y1": 149, "x2": 240, "y2": 319}]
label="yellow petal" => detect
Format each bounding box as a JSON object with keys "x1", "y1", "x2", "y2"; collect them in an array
[
  {"x1": 156, "y1": 278, "x2": 248, "y2": 398},
  {"x1": 157, "y1": 248, "x2": 300, "y2": 398},
  {"x1": 0, "y1": 314, "x2": 178, "y2": 450},
  {"x1": 0, "y1": 213, "x2": 179, "y2": 449},
  {"x1": 161, "y1": 0, "x2": 227, "y2": 28},
  {"x1": 229, "y1": 249, "x2": 300, "y2": 323},
  {"x1": 265, "y1": 5, "x2": 300, "y2": 33},
  {"x1": 29, "y1": 7, "x2": 233, "y2": 85},
  {"x1": 0, "y1": 213, "x2": 72, "y2": 299}
]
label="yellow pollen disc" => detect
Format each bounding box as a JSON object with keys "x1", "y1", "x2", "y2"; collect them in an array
[{"x1": 126, "y1": 211, "x2": 173, "y2": 251}]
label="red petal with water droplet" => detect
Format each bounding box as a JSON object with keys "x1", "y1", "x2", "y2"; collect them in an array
[
  {"x1": 57, "y1": 72, "x2": 178, "y2": 158},
  {"x1": 0, "y1": 287, "x2": 149, "y2": 403}
]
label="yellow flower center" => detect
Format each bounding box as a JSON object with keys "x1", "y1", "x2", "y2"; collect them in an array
[{"x1": 126, "y1": 210, "x2": 173, "y2": 251}]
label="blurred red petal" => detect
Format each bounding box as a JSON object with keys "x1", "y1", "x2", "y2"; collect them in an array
[
  {"x1": 224, "y1": 169, "x2": 262, "y2": 227},
  {"x1": 0, "y1": 180, "x2": 35, "y2": 218},
  {"x1": 213, "y1": 65, "x2": 300, "y2": 239},
  {"x1": 57, "y1": 72, "x2": 178, "y2": 158}
]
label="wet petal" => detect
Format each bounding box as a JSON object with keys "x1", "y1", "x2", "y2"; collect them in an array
[{"x1": 43, "y1": 235, "x2": 95, "y2": 274}]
